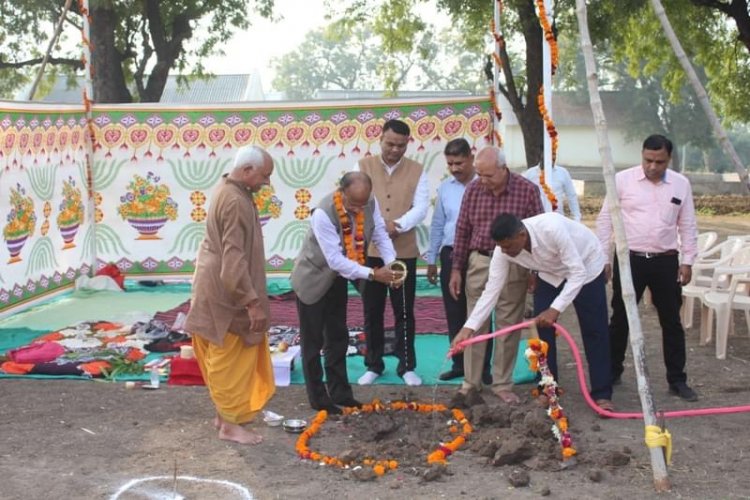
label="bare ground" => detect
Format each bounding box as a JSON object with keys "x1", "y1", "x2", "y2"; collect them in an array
[{"x1": 1, "y1": 214, "x2": 749, "y2": 500}]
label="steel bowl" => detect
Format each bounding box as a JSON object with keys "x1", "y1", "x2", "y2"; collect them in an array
[
  {"x1": 264, "y1": 415, "x2": 284, "y2": 427},
  {"x1": 263, "y1": 410, "x2": 284, "y2": 427},
  {"x1": 282, "y1": 418, "x2": 307, "y2": 433}
]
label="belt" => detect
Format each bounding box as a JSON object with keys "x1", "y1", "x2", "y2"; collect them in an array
[
  {"x1": 630, "y1": 250, "x2": 678, "y2": 259},
  {"x1": 473, "y1": 249, "x2": 492, "y2": 257}
]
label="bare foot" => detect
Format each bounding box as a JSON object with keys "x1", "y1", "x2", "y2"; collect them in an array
[
  {"x1": 494, "y1": 390, "x2": 521, "y2": 405},
  {"x1": 213, "y1": 414, "x2": 221, "y2": 430},
  {"x1": 219, "y1": 422, "x2": 263, "y2": 445}
]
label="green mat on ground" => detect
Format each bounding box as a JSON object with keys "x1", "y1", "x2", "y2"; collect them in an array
[
  {"x1": 0, "y1": 287, "x2": 192, "y2": 331},
  {"x1": 0, "y1": 327, "x2": 48, "y2": 355},
  {"x1": 289, "y1": 336, "x2": 536, "y2": 386},
  {"x1": 0, "y1": 278, "x2": 531, "y2": 386},
  {"x1": 0, "y1": 276, "x2": 441, "y2": 332}
]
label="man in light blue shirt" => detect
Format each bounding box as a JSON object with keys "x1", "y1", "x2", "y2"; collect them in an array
[
  {"x1": 427, "y1": 138, "x2": 490, "y2": 382},
  {"x1": 523, "y1": 164, "x2": 581, "y2": 221}
]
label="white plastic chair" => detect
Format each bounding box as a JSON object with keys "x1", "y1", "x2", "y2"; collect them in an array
[
  {"x1": 697, "y1": 246, "x2": 750, "y2": 353},
  {"x1": 696, "y1": 231, "x2": 718, "y2": 257},
  {"x1": 645, "y1": 232, "x2": 717, "y2": 310},
  {"x1": 702, "y1": 274, "x2": 750, "y2": 359},
  {"x1": 681, "y1": 237, "x2": 748, "y2": 328}
]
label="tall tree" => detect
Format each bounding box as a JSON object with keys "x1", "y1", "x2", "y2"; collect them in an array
[
  {"x1": 690, "y1": 0, "x2": 750, "y2": 53},
  {"x1": 649, "y1": 0, "x2": 749, "y2": 192},
  {"x1": 328, "y1": 0, "x2": 577, "y2": 166},
  {"x1": 588, "y1": 0, "x2": 750, "y2": 124},
  {"x1": 271, "y1": 21, "x2": 485, "y2": 99},
  {"x1": 0, "y1": 0, "x2": 275, "y2": 103}
]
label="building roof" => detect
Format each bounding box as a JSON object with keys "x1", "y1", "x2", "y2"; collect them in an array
[{"x1": 26, "y1": 73, "x2": 265, "y2": 104}]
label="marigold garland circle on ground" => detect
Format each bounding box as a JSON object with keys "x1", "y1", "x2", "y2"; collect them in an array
[{"x1": 295, "y1": 399, "x2": 473, "y2": 475}]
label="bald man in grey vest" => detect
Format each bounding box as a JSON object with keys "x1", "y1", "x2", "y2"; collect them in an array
[{"x1": 291, "y1": 172, "x2": 400, "y2": 414}]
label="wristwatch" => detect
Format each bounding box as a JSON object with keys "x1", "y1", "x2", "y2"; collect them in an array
[{"x1": 368, "y1": 269, "x2": 375, "y2": 281}]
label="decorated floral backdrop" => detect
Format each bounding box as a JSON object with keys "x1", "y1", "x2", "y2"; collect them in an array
[
  {"x1": 0, "y1": 97, "x2": 491, "y2": 315},
  {"x1": 0, "y1": 103, "x2": 92, "y2": 315}
]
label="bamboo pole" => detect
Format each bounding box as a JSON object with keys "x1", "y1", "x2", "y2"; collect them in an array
[
  {"x1": 648, "y1": 0, "x2": 749, "y2": 194},
  {"x1": 27, "y1": 0, "x2": 74, "y2": 101},
  {"x1": 575, "y1": 0, "x2": 671, "y2": 491},
  {"x1": 541, "y1": 0, "x2": 552, "y2": 179},
  {"x1": 80, "y1": 0, "x2": 98, "y2": 271}
]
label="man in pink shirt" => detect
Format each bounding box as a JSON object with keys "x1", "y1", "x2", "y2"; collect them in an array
[{"x1": 596, "y1": 134, "x2": 699, "y2": 401}]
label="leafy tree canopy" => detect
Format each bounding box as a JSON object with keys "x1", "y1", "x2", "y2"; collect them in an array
[
  {"x1": 0, "y1": 0, "x2": 275, "y2": 102},
  {"x1": 272, "y1": 10, "x2": 486, "y2": 99}
]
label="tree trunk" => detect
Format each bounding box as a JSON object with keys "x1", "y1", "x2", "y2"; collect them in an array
[
  {"x1": 142, "y1": 62, "x2": 171, "y2": 102},
  {"x1": 498, "y1": 0, "x2": 545, "y2": 167},
  {"x1": 90, "y1": 3, "x2": 132, "y2": 103},
  {"x1": 575, "y1": 0, "x2": 671, "y2": 491},
  {"x1": 650, "y1": 0, "x2": 750, "y2": 194}
]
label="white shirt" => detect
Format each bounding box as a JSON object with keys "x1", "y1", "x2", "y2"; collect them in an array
[
  {"x1": 311, "y1": 198, "x2": 396, "y2": 281},
  {"x1": 352, "y1": 157, "x2": 430, "y2": 232},
  {"x1": 522, "y1": 165, "x2": 581, "y2": 221},
  {"x1": 464, "y1": 213, "x2": 605, "y2": 331}
]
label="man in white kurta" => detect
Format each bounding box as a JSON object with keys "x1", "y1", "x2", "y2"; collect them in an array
[{"x1": 452, "y1": 212, "x2": 613, "y2": 409}]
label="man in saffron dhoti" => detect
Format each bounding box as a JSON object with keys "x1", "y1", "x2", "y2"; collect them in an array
[
  {"x1": 185, "y1": 145, "x2": 275, "y2": 445},
  {"x1": 291, "y1": 172, "x2": 400, "y2": 414}
]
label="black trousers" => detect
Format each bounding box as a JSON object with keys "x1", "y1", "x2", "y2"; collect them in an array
[
  {"x1": 440, "y1": 246, "x2": 467, "y2": 371},
  {"x1": 297, "y1": 276, "x2": 354, "y2": 409},
  {"x1": 610, "y1": 253, "x2": 687, "y2": 385},
  {"x1": 362, "y1": 256, "x2": 417, "y2": 376}
]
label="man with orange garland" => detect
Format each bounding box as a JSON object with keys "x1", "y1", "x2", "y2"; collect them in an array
[
  {"x1": 185, "y1": 145, "x2": 275, "y2": 445},
  {"x1": 291, "y1": 172, "x2": 402, "y2": 414}
]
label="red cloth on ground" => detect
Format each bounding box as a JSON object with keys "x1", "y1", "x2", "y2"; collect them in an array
[
  {"x1": 96, "y1": 263, "x2": 125, "y2": 290},
  {"x1": 168, "y1": 356, "x2": 205, "y2": 386}
]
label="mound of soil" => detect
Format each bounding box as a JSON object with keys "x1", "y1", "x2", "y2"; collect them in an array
[{"x1": 304, "y1": 399, "x2": 630, "y2": 483}]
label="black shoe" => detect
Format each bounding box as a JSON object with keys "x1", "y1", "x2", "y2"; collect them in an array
[
  {"x1": 312, "y1": 402, "x2": 343, "y2": 414},
  {"x1": 336, "y1": 398, "x2": 362, "y2": 409},
  {"x1": 669, "y1": 382, "x2": 698, "y2": 402},
  {"x1": 439, "y1": 369, "x2": 464, "y2": 381},
  {"x1": 320, "y1": 404, "x2": 343, "y2": 415},
  {"x1": 482, "y1": 372, "x2": 493, "y2": 386}
]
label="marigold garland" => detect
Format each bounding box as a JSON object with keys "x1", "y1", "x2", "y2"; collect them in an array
[
  {"x1": 536, "y1": 86, "x2": 559, "y2": 211},
  {"x1": 535, "y1": 0, "x2": 558, "y2": 75},
  {"x1": 525, "y1": 338, "x2": 576, "y2": 460},
  {"x1": 333, "y1": 190, "x2": 366, "y2": 265},
  {"x1": 295, "y1": 399, "x2": 473, "y2": 475}
]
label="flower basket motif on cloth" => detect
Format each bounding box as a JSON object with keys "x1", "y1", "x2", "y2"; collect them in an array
[
  {"x1": 3, "y1": 183, "x2": 36, "y2": 264},
  {"x1": 59, "y1": 222, "x2": 80, "y2": 249},
  {"x1": 126, "y1": 216, "x2": 169, "y2": 240},
  {"x1": 117, "y1": 172, "x2": 178, "y2": 240},
  {"x1": 57, "y1": 177, "x2": 84, "y2": 249},
  {"x1": 253, "y1": 185, "x2": 282, "y2": 227},
  {"x1": 6, "y1": 232, "x2": 30, "y2": 264}
]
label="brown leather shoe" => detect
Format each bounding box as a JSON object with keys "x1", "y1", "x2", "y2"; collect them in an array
[
  {"x1": 448, "y1": 391, "x2": 467, "y2": 409},
  {"x1": 464, "y1": 388, "x2": 486, "y2": 407}
]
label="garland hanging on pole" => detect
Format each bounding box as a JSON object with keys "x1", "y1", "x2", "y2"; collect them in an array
[
  {"x1": 536, "y1": 0, "x2": 559, "y2": 211},
  {"x1": 488, "y1": 1, "x2": 505, "y2": 147}
]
